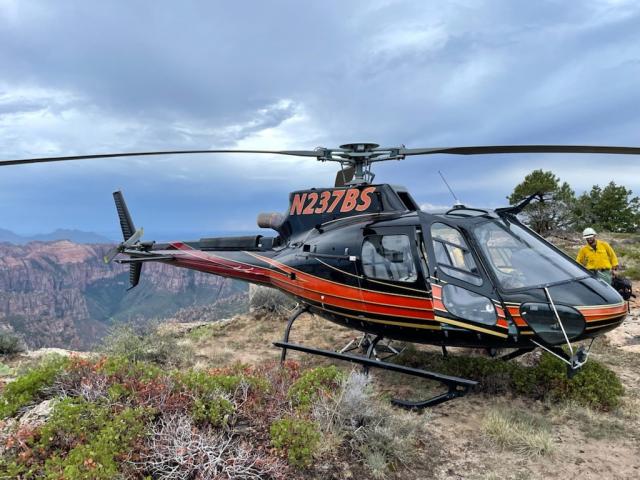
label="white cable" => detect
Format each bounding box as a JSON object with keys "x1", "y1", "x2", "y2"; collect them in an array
[{"x1": 544, "y1": 287, "x2": 574, "y2": 356}]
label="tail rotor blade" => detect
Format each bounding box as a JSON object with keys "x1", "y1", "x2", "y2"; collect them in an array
[
  {"x1": 103, "y1": 245, "x2": 121, "y2": 264},
  {"x1": 113, "y1": 191, "x2": 136, "y2": 241}
]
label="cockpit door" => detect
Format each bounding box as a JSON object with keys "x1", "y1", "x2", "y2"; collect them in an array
[{"x1": 423, "y1": 220, "x2": 509, "y2": 338}]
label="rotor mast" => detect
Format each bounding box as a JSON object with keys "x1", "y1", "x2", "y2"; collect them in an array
[{"x1": 315, "y1": 142, "x2": 405, "y2": 185}]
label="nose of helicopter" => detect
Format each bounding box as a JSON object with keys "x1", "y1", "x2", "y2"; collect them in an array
[{"x1": 504, "y1": 276, "x2": 626, "y2": 345}]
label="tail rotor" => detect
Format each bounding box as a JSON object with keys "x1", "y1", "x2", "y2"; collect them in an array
[{"x1": 104, "y1": 190, "x2": 145, "y2": 289}]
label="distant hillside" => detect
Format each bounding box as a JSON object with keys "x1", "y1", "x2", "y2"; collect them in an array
[
  {"x1": 0, "y1": 240, "x2": 248, "y2": 349},
  {"x1": 0, "y1": 228, "x2": 113, "y2": 244}
]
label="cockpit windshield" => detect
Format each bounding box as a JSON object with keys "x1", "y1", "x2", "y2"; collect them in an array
[{"x1": 471, "y1": 219, "x2": 588, "y2": 290}]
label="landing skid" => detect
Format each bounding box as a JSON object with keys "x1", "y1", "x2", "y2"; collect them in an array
[
  {"x1": 275, "y1": 305, "x2": 477, "y2": 409},
  {"x1": 274, "y1": 341, "x2": 477, "y2": 408}
]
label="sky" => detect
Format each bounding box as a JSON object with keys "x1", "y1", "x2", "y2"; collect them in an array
[{"x1": 1, "y1": 0, "x2": 639, "y2": 240}]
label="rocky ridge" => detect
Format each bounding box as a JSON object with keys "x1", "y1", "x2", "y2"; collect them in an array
[{"x1": 0, "y1": 240, "x2": 247, "y2": 349}]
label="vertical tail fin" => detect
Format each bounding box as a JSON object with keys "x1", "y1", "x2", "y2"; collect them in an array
[
  {"x1": 128, "y1": 263, "x2": 142, "y2": 290},
  {"x1": 110, "y1": 190, "x2": 143, "y2": 290}
]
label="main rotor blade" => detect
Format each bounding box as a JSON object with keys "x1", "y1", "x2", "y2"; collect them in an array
[
  {"x1": 400, "y1": 145, "x2": 640, "y2": 156},
  {"x1": 0, "y1": 149, "x2": 322, "y2": 167}
]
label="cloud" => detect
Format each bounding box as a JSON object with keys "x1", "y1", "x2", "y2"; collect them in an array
[{"x1": 1, "y1": 0, "x2": 640, "y2": 235}]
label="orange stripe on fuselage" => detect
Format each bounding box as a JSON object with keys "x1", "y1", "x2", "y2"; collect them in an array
[
  {"x1": 246, "y1": 252, "x2": 434, "y2": 310},
  {"x1": 506, "y1": 306, "x2": 529, "y2": 327}
]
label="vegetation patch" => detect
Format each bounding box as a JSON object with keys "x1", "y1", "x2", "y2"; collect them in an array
[
  {"x1": 0, "y1": 355, "x2": 69, "y2": 419},
  {"x1": 396, "y1": 347, "x2": 624, "y2": 410},
  {"x1": 312, "y1": 372, "x2": 432, "y2": 478},
  {"x1": 0, "y1": 355, "x2": 426, "y2": 479},
  {"x1": 99, "y1": 323, "x2": 194, "y2": 367},
  {"x1": 270, "y1": 417, "x2": 321, "y2": 467},
  {"x1": 0, "y1": 332, "x2": 26, "y2": 355},
  {"x1": 0, "y1": 362, "x2": 13, "y2": 377},
  {"x1": 288, "y1": 365, "x2": 345, "y2": 409},
  {"x1": 482, "y1": 408, "x2": 554, "y2": 456}
]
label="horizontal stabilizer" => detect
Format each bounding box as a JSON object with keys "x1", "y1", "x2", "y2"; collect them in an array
[{"x1": 116, "y1": 255, "x2": 175, "y2": 264}]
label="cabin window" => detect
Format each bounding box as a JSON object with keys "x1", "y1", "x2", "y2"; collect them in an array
[
  {"x1": 362, "y1": 235, "x2": 417, "y2": 282},
  {"x1": 431, "y1": 223, "x2": 482, "y2": 286},
  {"x1": 442, "y1": 284, "x2": 496, "y2": 325}
]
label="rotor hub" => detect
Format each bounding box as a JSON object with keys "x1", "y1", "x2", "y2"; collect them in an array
[{"x1": 339, "y1": 142, "x2": 380, "y2": 152}]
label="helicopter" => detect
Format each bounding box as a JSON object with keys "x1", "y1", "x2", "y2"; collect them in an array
[{"x1": 2, "y1": 142, "x2": 639, "y2": 408}]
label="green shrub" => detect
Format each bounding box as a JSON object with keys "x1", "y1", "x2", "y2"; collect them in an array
[
  {"x1": 100, "y1": 324, "x2": 193, "y2": 367},
  {"x1": 192, "y1": 396, "x2": 235, "y2": 426},
  {"x1": 0, "y1": 362, "x2": 13, "y2": 376},
  {"x1": 0, "y1": 331, "x2": 26, "y2": 355},
  {"x1": 39, "y1": 398, "x2": 148, "y2": 479},
  {"x1": 177, "y1": 370, "x2": 243, "y2": 395},
  {"x1": 288, "y1": 366, "x2": 345, "y2": 409},
  {"x1": 0, "y1": 355, "x2": 69, "y2": 419},
  {"x1": 0, "y1": 397, "x2": 149, "y2": 479},
  {"x1": 249, "y1": 285, "x2": 296, "y2": 317},
  {"x1": 270, "y1": 417, "x2": 320, "y2": 468},
  {"x1": 534, "y1": 353, "x2": 624, "y2": 409},
  {"x1": 188, "y1": 323, "x2": 226, "y2": 341},
  {"x1": 396, "y1": 348, "x2": 623, "y2": 410},
  {"x1": 97, "y1": 355, "x2": 163, "y2": 381}
]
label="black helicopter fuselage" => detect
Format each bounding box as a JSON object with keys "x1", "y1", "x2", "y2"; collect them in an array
[{"x1": 127, "y1": 183, "x2": 626, "y2": 350}]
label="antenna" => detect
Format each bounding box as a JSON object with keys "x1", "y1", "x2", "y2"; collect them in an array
[{"x1": 438, "y1": 170, "x2": 462, "y2": 206}]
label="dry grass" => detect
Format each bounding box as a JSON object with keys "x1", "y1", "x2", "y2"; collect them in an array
[
  {"x1": 311, "y1": 371, "x2": 436, "y2": 479},
  {"x1": 481, "y1": 408, "x2": 554, "y2": 456},
  {"x1": 550, "y1": 398, "x2": 640, "y2": 444}
]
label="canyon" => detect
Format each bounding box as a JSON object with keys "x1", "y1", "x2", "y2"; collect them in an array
[{"x1": 0, "y1": 240, "x2": 247, "y2": 349}]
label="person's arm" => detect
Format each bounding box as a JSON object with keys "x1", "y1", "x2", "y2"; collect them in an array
[{"x1": 576, "y1": 247, "x2": 586, "y2": 267}]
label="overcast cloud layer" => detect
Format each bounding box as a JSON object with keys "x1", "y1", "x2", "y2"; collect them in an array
[{"x1": 1, "y1": 0, "x2": 639, "y2": 239}]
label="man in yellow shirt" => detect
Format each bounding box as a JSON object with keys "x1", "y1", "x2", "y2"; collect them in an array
[{"x1": 575, "y1": 227, "x2": 619, "y2": 284}]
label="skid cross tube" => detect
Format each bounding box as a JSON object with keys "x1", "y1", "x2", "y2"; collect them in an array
[
  {"x1": 274, "y1": 341, "x2": 477, "y2": 409},
  {"x1": 279, "y1": 305, "x2": 309, "y2": 363},
  {"x1": 500, "y1": 348, "x2": 536, "y2": 362}
]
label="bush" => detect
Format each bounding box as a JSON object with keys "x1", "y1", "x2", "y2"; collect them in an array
[
  {"x1": 288, "y1": 365, "x2": 345, "y2": 410},
  {"x1": 100, "y1": 323, "x2": 193, "y2": 367},
  {"x1": 141, "y1": 413, "x2": 285, "y2": 479},
  {"x1": 0, "y1": 355, "x2": 69, "y2": 419},
  {"x1": 17, "y1": 397, "x2": 150, "y2": 479},
  {"x1": 0, "y1": 357, "x2": 294, "y2": 479},
  {"x1": 531, "y1": 351, "x2": 624, "y2": 408},
  {"x1": 249, "y1": 285, "x2": 296, "y2": 317},
  {"x1": 270, "y1": 417, "x2": 320, "y2": 468},
  {"x1": 0, "y1": 362, "x2": 13, "y2": 376},
  {"x1": 396, "y1": 347, "x2": 624, "y2": 410},
  {"x1": 312, "y1": 372, "x2": 427, "y2": 478},
  {"x1": 0, "y1": 331, "x2": 26, "y2": 355}
]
